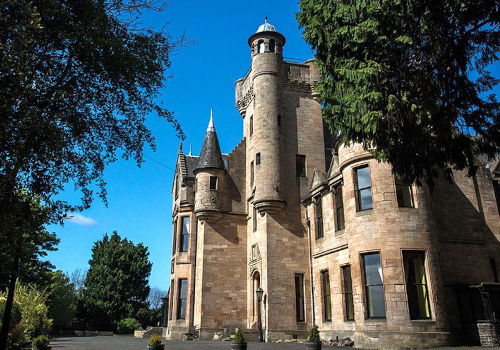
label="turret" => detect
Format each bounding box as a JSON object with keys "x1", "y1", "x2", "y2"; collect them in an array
[
  {"x1": 194, "y1": 113, "x2": 225, "y2": 221},
  {"x1": 247, "y1": 18, "x2": 286, "y2": 214}
]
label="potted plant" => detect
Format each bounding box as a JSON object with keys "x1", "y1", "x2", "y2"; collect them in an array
[
  {"x1": 147, "y1": 335, "x2": 165, "y2": 350},
  {"x1": 32, "y1": 335, "x2": 50, "y2": 350},
  {"x1": 305, "y1": 325, "x2": 321, "y2": 350},
  {"x1": 231, "y1": 327, "x2": 247, "y2": 350}
]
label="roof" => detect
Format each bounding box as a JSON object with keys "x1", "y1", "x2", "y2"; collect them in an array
[
  {"x1": 256, "y1": 17, "x2": 276, "y2": 33},
  {"x1": 194, "y1": 115, "x2": 225, "y2": 173}
]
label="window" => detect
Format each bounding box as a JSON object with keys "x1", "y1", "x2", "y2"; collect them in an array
[
  {"x1": 172, "y1": 220, "x2": 177, "y2": 254},
  {"x1": 493, "y1": 180, "x2": 500, "y2": 215},
  {"x1": 362, "y1": 252, "x2": 386, "y2": 318},
  {"x1": 180, "y1": 217, "x2": 189, "y2": 252},
  {"x1": 168, "y1": 280, "x2": 174, "y2": 320},
  {"x1": 177, "y1": 279, "x2": 188, "y2": 319},
  {"x1": 258, "y1": 40, "x2": 265, "y2": 53},
  {"x1": 403, "y1": 251, "x2": 431, "y2": 319},
  {"x1": 395, "y1": 175, "x2": 414, "y2": 208},
  {"x1": 296, "y1": 155, "x2": 306, "y2": 177},
  {"x1": 335, "y1": 185, "x2": 345, "y2": 231},
  {"x1": 250, "y1": 115, "x2": 253, "y2": 136},
  {"x1": 250, "y1": 161, "x2": 254, "y2": 187},
  {"x1": 490, "y1": 257, "x2": 499, "y2": 282},
  {"x1": 295, "y1": 274, "x2": 305, "y2": 322},
  {"x1": 342, "y1": 265, "x2": 354, "y2": 321},
  {"x1": 315, "y1": 197, "x2": 324, "y2": 239},
  {"x1": 278, "y1": 115, "x2": 282, "y2": 127},
  {"x1": 355, "y1": 166, "x2": 373, "y2": 211},
  {"x1": 269, "y1": 39, "x2": 275, "y2": 52},
  {"x1": 256, "y1": 153, "x2": 261, "y2": 165},
  {"x1": 321, "y1": 270, "x2": 332, "y2": 321},
  {"x1": 253, "y1": 205, "x2": 257, "y2": 232},
  {"x1": 209, "y1": 176, "x2": 217, "y2": 190}
]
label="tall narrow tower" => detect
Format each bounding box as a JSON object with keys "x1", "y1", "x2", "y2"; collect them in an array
[{"x1": 247, "y1": 18, "x2": 286, "y2": 214}]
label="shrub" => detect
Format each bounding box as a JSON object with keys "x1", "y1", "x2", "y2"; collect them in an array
[
  {"x1": 117, "y1": 317, "x2": 140, "y2": 334},
  {"x1": 149, "y1": 335, "x2": 162, "y2": 346},
  {"x1": 32, "y1": 335, "x2": 50, "y2": 349},
  {"x1": 233, "y1": 327, "x2": 245, "y2": 343},
  {"x1": 308, "y1": 325, "x2": 320, "y2": 342},
  {"x1": 0, "y1": 297, "x2": 22, "y2": 330}
]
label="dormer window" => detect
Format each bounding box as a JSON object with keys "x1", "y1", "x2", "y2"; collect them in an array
[{"x1": 210, "y1": 176, "x2": 218, "y2": 190}]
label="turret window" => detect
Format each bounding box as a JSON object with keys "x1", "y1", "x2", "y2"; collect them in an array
[
  {"x1": 296, "y1": 155, "x2": 306, "y2": 177},
  {"x1": 395, "y1": 175, "x2": 414, "y2": 208},
  {"x1": 258, "y1": 40, "x2": 265, "y2": 53},
  {"x1": 210, "y1": 176, "x2": 218, "y2": 190},
  {"x1": 256, "y1": 153, "x2": 261, "y2": 165},
  {"x1": 250, "y1": 115, "x2": 253, "y2": 136},
  {"x1": 355, "y1": 166, "x2": 373, "y2": 211},
  {"x1": 269, "y1": 39, "x2": 275, "y2": 53},
  {"x1": 362, "y1": 252, "x2": 386, "y2": 318},
  {"x1": 403, "y1": 251, "x2": 431, "y2": 319}
]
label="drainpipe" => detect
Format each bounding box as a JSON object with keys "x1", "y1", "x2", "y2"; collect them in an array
[
  {"x1": 189, "y1": 218, "x2": 198, "y2": 336},
  {"x1": 303, "y1": 204, "x2": 316, "y2": 326}
]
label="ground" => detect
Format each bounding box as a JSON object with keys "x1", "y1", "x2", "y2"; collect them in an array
[{"x1": 37, "y1": 337, "x2": 500, "y2": 350}]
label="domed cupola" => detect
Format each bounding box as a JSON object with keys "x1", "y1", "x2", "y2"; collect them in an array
[
  {"x1": 256, "y1": 17, "x2": 277, "y2": 33},
  {"x1": 248, "y1": 17, "x2": 285, "y2": 57}
]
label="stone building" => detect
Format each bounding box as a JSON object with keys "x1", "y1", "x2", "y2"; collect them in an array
[{"x1": 165, "y1": 19, "x2": 500, "y2": 348}]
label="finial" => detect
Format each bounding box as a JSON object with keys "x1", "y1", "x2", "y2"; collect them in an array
[
  {"x1": 189, "y1": 145, "x2": 192, "y2": 156},
  {"x1": 207, "y1": 110, "x2": 215, "y2": 132},
  {"x1": 179, "y1": 141, "x2": 183, "y2": 150},
  {"x1": 265, "y1": 17, "x2": 268, "y2": 23}
]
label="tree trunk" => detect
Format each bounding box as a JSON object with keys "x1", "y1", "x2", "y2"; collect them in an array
[{"x1": 0, "y1": 243, "x2": 21, "y2": 349}]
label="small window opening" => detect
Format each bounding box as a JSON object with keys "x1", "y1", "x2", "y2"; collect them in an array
[
  {"x1": 256, "y1": 153, "x2": 261, "y2": 165},
  {"x1": 209, "y1": 176, "x2": 217, "y2": 190},
  {"x1": 250, "y1": 161, "x2": 254, "y2": 187},
  {"x1": 278, "y1": 115, "x2": 282, "y2": 127},
  {"x1": 258, "y1": 40, "x2": 265, "y2": 53},
  {"x1": 250, "y1": 115, "x2": 253, "y2": 136},
  {"x1": 269, "y1": 39, "x2": 275, "y2": 53},
  {"x1": 395, "y1": 175, "x2": 414, "y2": 208},
  {"x1": 296, "y1": 155, "x2": 306, "y2": 177}
]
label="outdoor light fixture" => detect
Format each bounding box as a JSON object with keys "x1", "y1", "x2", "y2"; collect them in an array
[{"x1": 256, "y1": 287, "x2": 264, "y2": 342}]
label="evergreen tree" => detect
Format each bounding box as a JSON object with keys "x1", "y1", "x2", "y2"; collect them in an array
[
  {"x1": 46, "y1": 271, "x2": 77, "y2": 330},
  {"x1": 81, "y1": 232, "x2": 152, "y2": 331},
  {"x1": 297, "y1": 0, "x2": 500, "y2": 185}
]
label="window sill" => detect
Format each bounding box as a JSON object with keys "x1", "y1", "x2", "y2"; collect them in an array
[
  {"x1": 356, "y1": 209, "x2": 373, "y2": 217},
  {"x1": 410, "y1": 318, "x2": 434, "y2": 322}
]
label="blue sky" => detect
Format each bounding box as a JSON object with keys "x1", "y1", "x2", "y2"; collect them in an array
[{"x1": 46, "y1": 1, "x2": 314, "y2": 290}]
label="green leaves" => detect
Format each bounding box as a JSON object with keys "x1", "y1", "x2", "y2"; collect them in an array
[
  {"x1": 81, "y1": 231, "x2": 152, "y2": 331},
  {"x1": 298, "y1": 0, "x2": 500, "y2": 185}
]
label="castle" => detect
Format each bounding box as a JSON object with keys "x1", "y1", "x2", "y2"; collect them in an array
[{"x1": 165, "y1": 20, "x2": 500, "y2": 348}]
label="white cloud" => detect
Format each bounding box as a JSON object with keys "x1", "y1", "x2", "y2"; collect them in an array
[{"x1": 66, "y1": 213, "x2": 97, "y2": 226}]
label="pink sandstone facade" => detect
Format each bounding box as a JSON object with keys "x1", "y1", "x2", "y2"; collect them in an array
[{"x1": 165, "y1": 20, "x2": 500, "y2": 348}]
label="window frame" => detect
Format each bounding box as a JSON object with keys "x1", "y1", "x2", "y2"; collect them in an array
[
  {"x1": 295, "y1": 273, "x2": 305, "y2": 322},
  {"x1": 335, "y1": 185, "x2": 345, "y2": 231},
  {"x1": 341, "y1": 264, "x2": 354, "y2": 321},
  {"x1": 321, "y1": 270, "x2": 332, "y2": 322},
  {"x1": 249, "y1": 115, "x2": 253, "y2": 136},
  {"x1": 179, "y1": 216, "x2": 190, "y2": 252},
  {"x1": 315, "y1": 196, "x2": 324, "y2": 239},
  {"x1": 355, "y1": 166, "x2": 373, "y2": 211},
  {"x1": 395, "y1": 175, "x2": 415, "y2": 208},
  {"x1": 403, "y1": 250, "x2": 432, "y2": 320},
  {"x1": 361, "y1": 252, "x2": 386, "y2": 319},
  {"x1": 250, "y1": 161, "x2": 254, "y2": 187},
  {"x1": 176, "y1": 278, "x2": 188, "y2": 320},
  {"x1": 209, "y1": 176, "x2": 218, "y2": 191},
  {"x1": 296, "y1": 154, "x2": 306, "y2": 177}
]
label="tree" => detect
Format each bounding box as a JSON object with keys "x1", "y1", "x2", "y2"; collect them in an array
[
  {"x1": 69, "y1": 268, "x2": 87, "y2": 297},
  {"x1": 0, "y1": 0, "x2": 184, "y2": 345},
  {"x1": 147, "y1": 287, "x2": 167, "y2": 310},
  {"x1": 81, "y1": 232, "x2": 152, "y2": 331},
  {"x1": 297, "y1": 0, "x2": 500, "y2": 185},
  {"x1": 46, "y1": 271, "x2": 77, "y2": 330}
]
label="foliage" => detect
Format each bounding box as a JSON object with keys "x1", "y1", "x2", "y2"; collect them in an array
[
  {"x1": 0, "y1": 298, "x2": 21, "y2": 330},
  {"x1": 147, "y1": 287, "x2": 167, "y2": 310},
  {"x1": 308, "y1": 325, "x2": 320, "y2": 342},
  {"x1": 46, "y1": 270, "x2": 77, "y2": 329},
  {"x1": 233, "y1": 327, "x2": 245, "y2": 344},
  {"x1": 81, "y1": 232, "x2": 152, "y2": 331},
  {"x1": 136, "y1": 307, "x2": 161, "y2": 328},
  {"x1": 117, "y1": 318, "x2": 140, "y2": 334},
  {"x1": 0, "y1": 282, "x2": 52, "y2": 345},
  {"x1": 297, "y1": 0, "x2": 500, "y2": 186},
  {"x1": 32, "y1": 335, "x2": 50, "y2": 350},
  {"x1": 69, "y1": 268, "x2": 87, "y2": 296},
  {"x1": 149, "y1": 335, "x2": 162, "y2": 346}
]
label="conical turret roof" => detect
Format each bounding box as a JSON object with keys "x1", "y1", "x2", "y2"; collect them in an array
[{"x1": 195, "y1": 112, "x2": 225, "y2": 173}]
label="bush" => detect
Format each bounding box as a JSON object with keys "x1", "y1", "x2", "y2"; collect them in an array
[
  {"x1": 149, "y1": 335, "x2": 162, "y2": 346},
  {"x1": 117, "y1": 317, "x2": 140, "y2": 334},
  {"x1": 308, "y1": 325, "x2": 320, "y2": 342},
  {"x1": 233, "y1": 327, "x2": 245, "y2": 344},
  {"x1": 32, "y1": 335, "x2": 50, "y2": 350},
  {"x1": 0, "y1": 297, "x2": 22, "y2": 330}
]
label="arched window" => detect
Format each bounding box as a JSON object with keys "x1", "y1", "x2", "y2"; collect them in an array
[
  {"x1": 269, "y1": 39, "x2": 275, "y2": 53},
  {"x1": 252, "y1": 272, "x2": 261, "y2": 320},
  {"x1": 258, "y1": 40, "x2": 265, "y2": 54}
]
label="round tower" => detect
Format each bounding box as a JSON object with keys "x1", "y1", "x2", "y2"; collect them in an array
[
  {"x1": 248, "y1": 18, "x2": 286, "y2": 214},
  {"x1": 194, "y1": 113, "x2": 225, "y2": 221}
]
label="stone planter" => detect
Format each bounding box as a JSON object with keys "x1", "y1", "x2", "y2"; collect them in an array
[
  {"x1": 147, "y1": 345, "x2": 165, "y2": 350},
  {"x1": 305, "y1": 341, "x2": 322, "y2": 350},
  {"x1": 231, "y1": 342, "x2": 248, "y2": 350}
]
